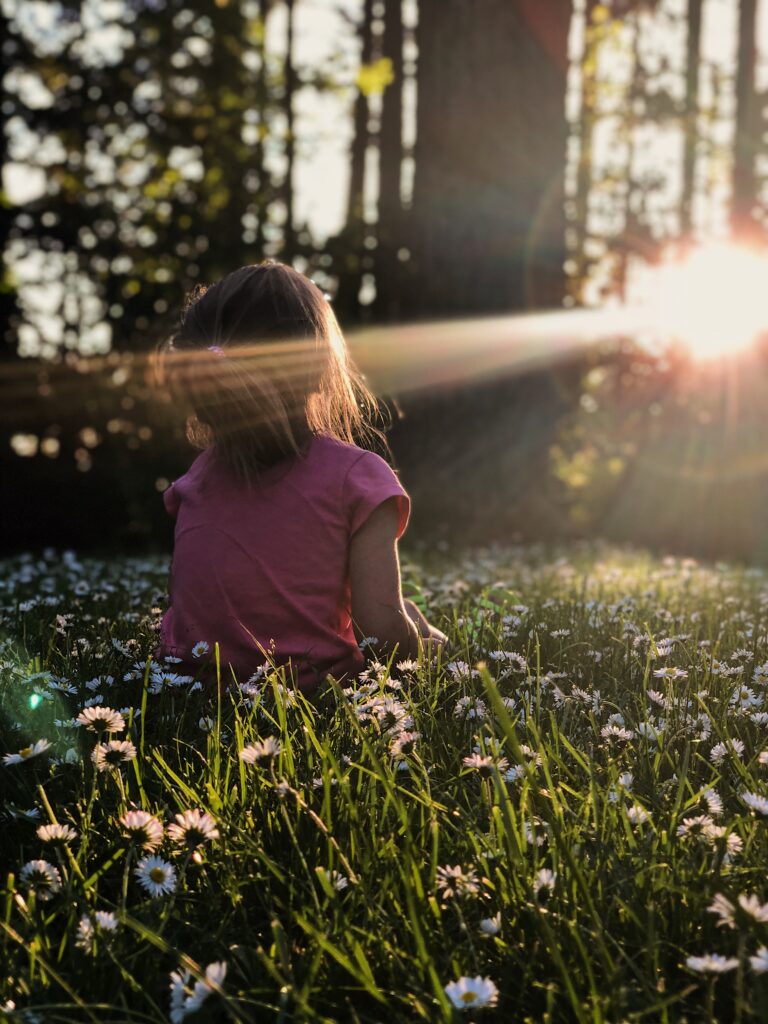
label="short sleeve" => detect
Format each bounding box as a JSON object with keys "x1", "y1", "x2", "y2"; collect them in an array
[
  {"x1": 162, "y1": 482, "x2": 181, "y2": 519},
  {"x1": 343, "y1": 451, "x2": 410, "y2": 540}
]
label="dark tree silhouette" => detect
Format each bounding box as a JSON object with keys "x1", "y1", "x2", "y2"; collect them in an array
[
  {"x1": 371, "y1": 0, "x2": 405, "y2": 322},
  {"x1": 399, "y1": 0, "x2": 572, "y2": 319},
  {"x1": 732, "y1": 0, "x2": 759, "y2": 241},
  {"x1": 680, "y1": 0, "x2": 703, "y2": 240}
]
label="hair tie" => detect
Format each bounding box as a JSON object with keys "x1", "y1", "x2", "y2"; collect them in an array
[{"x1": 207, "y1": 345, "x2": 225, "y2": 356}]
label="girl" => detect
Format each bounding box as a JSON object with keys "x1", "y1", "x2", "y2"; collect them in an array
[{"x1": 152, "y1": 260, "x2": 447, "y2": 694}]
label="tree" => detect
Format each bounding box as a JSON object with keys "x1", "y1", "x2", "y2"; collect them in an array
[
  {"x1": 680, "y1": 0, "x2": 703, "y2": 240},
  {"x1": 398, "y1": 0, "x2": 573, "y2": 319},
  {"x1": 731, "y1": 0, "x2": 759, "y2": 242}
]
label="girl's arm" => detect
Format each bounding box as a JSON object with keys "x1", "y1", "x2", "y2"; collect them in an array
[{"x1": 349, "y1": 498, "x2": 447, "y2": 662}]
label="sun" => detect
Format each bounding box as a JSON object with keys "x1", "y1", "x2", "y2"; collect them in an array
[{"x1": 633, "y1": 243, "x2": 768, "y2": 360}]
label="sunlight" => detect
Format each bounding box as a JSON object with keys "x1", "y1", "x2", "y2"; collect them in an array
[{"x1": 634, "y1": 243, "x2": 768, "y2": 360}]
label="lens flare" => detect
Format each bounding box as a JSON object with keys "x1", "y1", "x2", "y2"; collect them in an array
[{"x1": 633, "y1": 243, "x2": 768, "y2": 360}]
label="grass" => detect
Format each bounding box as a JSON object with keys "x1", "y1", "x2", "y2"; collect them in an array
[{"x1": 3, "y1": 540, "x2": 768, "y2": 1022}]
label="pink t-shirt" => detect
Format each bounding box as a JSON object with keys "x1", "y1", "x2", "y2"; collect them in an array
[{"x1": 155, "y1": 433, "x2": 410, "y2": 692}]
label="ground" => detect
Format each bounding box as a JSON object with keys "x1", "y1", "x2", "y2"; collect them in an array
[{"x1": 2, "y1": 541, "x2": 768, "y2": 1022}]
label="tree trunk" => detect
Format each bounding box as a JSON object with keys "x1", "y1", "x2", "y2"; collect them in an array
[
  {"x1": 372, "y1": 0, "x2": 404, "y2": 321},
  {"x1": 731, "y1": 0, "x2": 759, "y2": 242},
  {"x1": 282, "y1": 0, "x2": 297, "y2": 257},
  {"x1": 0, "y1": 12, "x2": 20, "y2": 359},
  {"x1": 330, "y1": 0, "x2": 375, "y2": 319},
  {"x1": 401, "y1": 0, "x2": 572, "y2": 318},
  {"x1": 680, "y1": 0, "x2": 703, "y2": 241}
]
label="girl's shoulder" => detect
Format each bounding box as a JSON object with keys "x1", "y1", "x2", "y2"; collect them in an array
[{"x1": 312, "y1": 434, "x2": 396, "y2": 478}]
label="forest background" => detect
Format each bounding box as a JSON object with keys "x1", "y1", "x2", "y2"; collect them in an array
[{"x1": 2, "y1": 0, "x2": 768, "y2": 562}]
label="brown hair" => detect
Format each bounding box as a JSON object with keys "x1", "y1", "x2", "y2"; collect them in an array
[{"x1": 152, "y1": 261, "x2": 392, "y2": 486}]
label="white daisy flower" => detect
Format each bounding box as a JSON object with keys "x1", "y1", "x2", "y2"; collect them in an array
[
  {"x1": 479, "y1": 913, "x2": 501, "y2": 936},
  {"x1": 19, "y1": 859, "x2": 62, "y2": 900},
  {"x1": 191, "y1": 641, "x2": 210, "y2": 658},
  {"x1": 120, "y1": 810, "x2": 164, "y2": 850},
  {"x1": 710, "y1": 739, "x2": 745, "y2": 765},
  {"x1": 707, "y1": 893, "x2": 736, "y2": 928},
  {"x1": 435, "y1": 864, "x2": 481, "y2": 900},
  {"x1": 92, "y1": 740, "x2": 137, "y2": 772},
  {"x1": 134, "y1": 855, "x2": 177, "y2": 897},
  {"x1": 389, "y1": 730, "x2": 421, "y2": 757},
  {"x1": 76, "y1": 707, "x2": 125, "y2": 734},
  {"x1": 741, "y1": 791, "x2": 768, "y2": 815},
  {"x1": 600, "y1": 724, "x2": 634, "y2": 741},
  {"x1": 239, "y1": 737, "x2": 282, "y2": 763},
  {"x1": 703, "y1": 788, "x2": 724, "y2": 817},
  {"x1": 533, "y1": 868, "x2": 557, "y2": 895},
  {"x1": 685, "y1": 954, "x2": 739, "y2": 973},
  {"x1": 462, "y1": 753, "x2": 509, "y2": 777},
  {"x1": 36, "y1": 823, "x2": 77, "y2": 844},
  {"x1": 167, "y1": 809, "x2": 220, "y2": 849},
  {"x1": 750, "y1": 947, "x2": 768, "y2": 973},
  {"x1": 321, "y1": 869, "x2": 349, "y2": 892},
  {"x1": 444, "y1": 975, "x2": 499, "y2": 1010},
  {"x1": 75, "y1": 911, "x2": 119, "y2": 953},
  {"x1": 3, "y1": 739, "x2": 52, "y2": 766},
  {"x1": 626, "y1": 804, "x2": 651, "y2": 825},
  {"x1": 677, "y1": 815, "x2": 715, "y2": 838},
  {"x1": 169, "y1": 960, "x2": 227, "y2": 1024},
  {"x1": 738, "y1": 894, "x2": 768, "y2": 924}
]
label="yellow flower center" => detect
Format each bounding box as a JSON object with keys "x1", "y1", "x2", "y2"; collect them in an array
[
  {"x1": 460, "y1": 992, "x2": 478, "y2": 1004},
  {"x1": 149, "y1": 868, "x2": 166, "y2": 883},
  {"x1": 20, "y1": 747, "x2": 33, "y2": 758}
]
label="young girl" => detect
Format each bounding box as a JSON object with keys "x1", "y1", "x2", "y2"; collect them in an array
[{"x1": 152, "y1": 260, "x2": 447, "y2": 694}]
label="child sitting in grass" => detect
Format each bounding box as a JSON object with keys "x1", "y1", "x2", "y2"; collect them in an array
[{"x1": 152, "y1": 260, "x2": 447, "y2": 694}]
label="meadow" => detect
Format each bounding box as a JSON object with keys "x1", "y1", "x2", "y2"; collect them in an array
[{"x1": 3, "y1": 541, "x2": 768, "y2": 1023}]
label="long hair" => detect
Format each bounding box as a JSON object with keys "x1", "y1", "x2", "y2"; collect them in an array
[{"x1": 152, "y1": 261, "x2": 392, "y2": 486}]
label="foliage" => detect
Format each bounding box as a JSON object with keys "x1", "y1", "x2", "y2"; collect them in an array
[{"x1": 5, "y1": 544, "x2": 768, "y2": 1020}]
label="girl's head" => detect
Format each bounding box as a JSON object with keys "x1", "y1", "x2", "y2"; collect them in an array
[{"x1": 154, "y1": 261, "x2": 389, "y2": 485}]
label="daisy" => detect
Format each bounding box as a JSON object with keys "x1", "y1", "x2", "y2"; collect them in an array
[
  {"x1": 741, "y1": 791, "x2": 768, "y2": 815},
  {"x1": 322, "y1": 869, "x2": 349, "y2": 892},
  {"x1": 677, "y1": 815, "x2": 715, "y2": 839},
  {"x1": 92, "y1": 740, "x2": 137, "y2": 772},
  {"x1": 738, "y1": 894, "x2": 768, "y2": 924},
  {"x1": 239, "y1": 737, "x2": 282, "y2": 763},
  {"x1": 76, "y1": 706, "x2": 125, "y2": 734},
  {"x1": 169, "y1": 961, "x2": 227, "y2": 1024},
  {"x1": 600, "y1": 724, "x2": 634, "y2": 741},
  {"x1": 626, "y1": 804, "x2": 651, "y2": 825},
  {"x1": 479, "y1": 913, "x2": 501, "y2": 936},
  {"x1": 390, "y1": 731, "x2": 421, "y2": 757},
  {"x1": 686, "y1": 954, "x2": 738, "y2": 973},
  {"x1": 134, "y1": 855, "x2": 177, "y2": 897},
  {"x1": 435, "y1": 864, "x2": 480, "y2": 900},
  {"x1": 191, "y1": 641, "x2": 210, "y2": 658},
  {"x1": 462, "y1": 753, "x2": 509, "y2": 777},
  {"x1": 707, "y1": 893, "x2": 736, "y2": 928},
  {"x1": 120, "y1": 810, "x2": 164, "y2": 850},
  {"x1": 19, "y1": 859, "x2": 62, "y2": 901},
  {"x1": 3, "y1": 739, "x2": 51, "y2": 766},
  {"x1": 36, "y1": 823, "x2": 77, "y2": 844},
  {"x1": 710, "y1": 739, "x2": 745, "y2": 765},
  {"x1": 444, "y1": 976, "x2": 499, "y2": 1011},
  {"x1": 533, "y1": 868, "x2": 557, "y2": 895},
  {"x1": 653, "y1": 666, "x2": 688, "y2": 681},
  {"x1": 750, "y1": 947, "x2": 768, "y2": 973},
  {"x1": 167, "y1": 809, "x2": 219, "y2": 849},
  {"x1": 453, "y1": 696, "x2": 487, "y2": 720},
  {"x1": 75, "y1": 911, "x2": 118, "y2": 953},
  {"x1": 703, "y1": 788, "x2": 723, "y2": 817}
]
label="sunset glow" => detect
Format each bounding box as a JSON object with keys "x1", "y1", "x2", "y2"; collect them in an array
[{"x1": 636, "y1": 244, "x2": 768, "y2": 360}]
